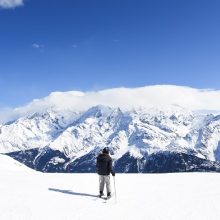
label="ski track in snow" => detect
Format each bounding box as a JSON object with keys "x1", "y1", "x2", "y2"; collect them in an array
[{"x1": 1, "y1": 155, "x2": 220, "y2": 220}]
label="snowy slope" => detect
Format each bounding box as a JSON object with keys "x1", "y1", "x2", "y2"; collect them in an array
[
  {"x1": 0, "y1": 154, "x2": 220, "y2": 220},
  {"x1": 0, "y1": 154, "x2": 32, "y2": 172}
]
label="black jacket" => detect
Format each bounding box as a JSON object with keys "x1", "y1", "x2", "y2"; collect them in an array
[{"x1": 96, "y1": 153, "x2": 115, "y2": 175}]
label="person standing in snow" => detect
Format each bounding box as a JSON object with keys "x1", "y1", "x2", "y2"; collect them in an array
[{"x1": 96, "y1": 147, "x2": 115, "y2": 198}]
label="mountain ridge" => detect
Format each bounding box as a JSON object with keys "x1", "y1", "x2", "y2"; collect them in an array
[{"x1": 1, "y1": 103, "x2": 220, "y2": 172}]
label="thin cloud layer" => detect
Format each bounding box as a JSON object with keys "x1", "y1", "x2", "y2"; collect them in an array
[
  {"x1": 1, "y1": 85, "x2": 220, "y2": 123},
  {"x1": 32, "y1": 43, "x2": 44, "y2": 49},
  {"x1": 0, "y1": 0, "x2": 23, "y2": 8}
]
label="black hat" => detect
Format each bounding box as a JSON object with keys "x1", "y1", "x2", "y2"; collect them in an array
[{"x1": 102, "y1": 147, "x2": 109, "y2": 154}]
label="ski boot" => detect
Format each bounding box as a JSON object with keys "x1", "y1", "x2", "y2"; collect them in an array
[{"x1": 99, "y1": 191, "x2": 104, "y2": 198}]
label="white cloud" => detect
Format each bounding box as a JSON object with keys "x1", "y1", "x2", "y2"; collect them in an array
[
  {"x1": 2, "y1": 85, "x2": 220, "y2": 123},
  {"x1": 32, "y1": 43, "x2": 44, "y2": 49},
  {"x1": 0, "y1": 0, "x2": 23, "y2": 9}
]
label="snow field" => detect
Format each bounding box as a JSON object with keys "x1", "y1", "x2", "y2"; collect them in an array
[{"x1": 1, "y1": 155, "x2": 220, "y2": 220}]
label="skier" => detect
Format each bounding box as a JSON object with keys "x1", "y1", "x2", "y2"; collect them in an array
[{"x1": 96, "y1": 147, "x2": 115, "y2": 199}]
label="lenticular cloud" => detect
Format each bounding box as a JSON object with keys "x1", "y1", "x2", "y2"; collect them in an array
[
  {"x1": 1, "y1": 85, "x2": 220, "y2": 123},
  {"x1": 0, "y1": 0, "x2": 23, "y2": 8}
]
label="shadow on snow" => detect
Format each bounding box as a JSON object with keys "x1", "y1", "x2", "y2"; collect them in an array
[{"x1": 48, "y1": 188, "x2": 98, "y2": 198}]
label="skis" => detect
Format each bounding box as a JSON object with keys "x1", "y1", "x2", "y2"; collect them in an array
[
  {"x1": 98, "y1": 195, "x2": 109, "y2": 200},
  {"x1": 101, "y1": 196, "x2": 111, "y2": 200},
  {"x1": 98, "y1": 193, "x2": 114, "y2": 202}
]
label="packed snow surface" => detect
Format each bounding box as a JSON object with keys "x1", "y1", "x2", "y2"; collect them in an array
[{"x1": 0, "y1": 154, "x2": 220, "y2": 220}]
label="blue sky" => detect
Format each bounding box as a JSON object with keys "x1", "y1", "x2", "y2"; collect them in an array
[{"x1": 0, "y1": 0, "x2": 220, "y2": 107}]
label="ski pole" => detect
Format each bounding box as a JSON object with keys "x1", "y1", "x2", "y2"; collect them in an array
[{"x1": 113, "y1": 176, "x2": 117, "y2": 202}]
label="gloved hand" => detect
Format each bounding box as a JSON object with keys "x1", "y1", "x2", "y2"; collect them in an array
[{"x1": 112, "y1": 172, "x2": 115, "y2": 176}]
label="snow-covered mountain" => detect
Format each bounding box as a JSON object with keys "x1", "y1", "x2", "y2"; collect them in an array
[
  {"x1": 1, "y1": 101, "x2": 220, "y2": 172},
  {"x1": 0, "y1": 110, "x2": 79, "y2": 153}
]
